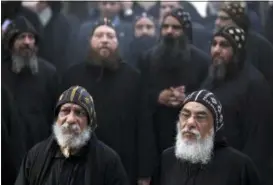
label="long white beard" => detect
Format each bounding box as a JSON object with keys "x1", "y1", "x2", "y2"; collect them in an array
[
  {"x1": 11, "y1": 54, "x2": 39, "y2": 74},
  {"x1": 175, "y1": 123, "x2": 214, "y2": 165},
  {"x1": 53, "y1": 122, "x2": 91, "y2": 150}
]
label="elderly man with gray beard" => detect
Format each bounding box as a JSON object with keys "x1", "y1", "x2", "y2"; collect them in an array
[
  {"x1": 152, "y1": 89, "x2": 261, "y2": 185},
  {"x1": 2, "y1": 16, "x2": 57, "y2": 172},
  {"x1": 15, "y1": 86, "x2": 129, "y2": 185}
]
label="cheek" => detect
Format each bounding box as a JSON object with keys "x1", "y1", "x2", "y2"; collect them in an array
[
  {"x1": 110, "y1": 40, "x2": 118, "y2": 49},
  {"x1": 175, "y1": 30, "x2": 183, "y2": 37},
  {"x1": 90, "y1": 39, "x2": 98, "y2": 49},
  {"x1": 200, "y1": 123, "x2": 213, "y2": 138},
  {"x1": 13, "y1": 41, "x2": 21, "y2": 49},
  {"x1": 223, "y1": 49, "x2": 233, "y2": 60},
  {"x1": 30, "y1": 39, "x2": 36, "y2": 45},
  {"x1": 56, "y1": 116, "x2": 65, "y2": 126},
  {"x1": 78, "y1": 118, "x2": 88, "y2": 130}
]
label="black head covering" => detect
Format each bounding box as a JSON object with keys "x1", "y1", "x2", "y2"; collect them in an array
[
  {"x1": 4, "y1": 16, "x2": 39, "y2": 50},
  {"x1": 214, "y1": 25, "x2": 246, "y2": 52},
  {"x1": 220, "y1": 2, "x2": 250, "y2": 32},
  {"x1": 55, "y1": 86, "x2": 97, "y2": 131},
  {"x1": 133, "y1": 12, "x2": 156, "y2": 25},
  {"x1": 162, "y1": 7, "x2": 193, "y2": 42},
  {"x1": 182, "y1": 89, "x2": 224, "y2": 133},
  {"x1": 89, "y1": 17, "x2": 117, "y2": 38}
]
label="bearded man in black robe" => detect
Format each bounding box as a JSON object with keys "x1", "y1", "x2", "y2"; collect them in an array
[
  {"x1": 59, "y1": 18, "x2": 140, "y2": 184},
  {"x1": 138, "y1": 7, "x2": 210, "y2": 184},
  {"x1": 15, "y1": 86, "x2": 129, "y2": 185},
  {"x1": 214, "y1": 1, "x2": 273, "y2": 96},
  {"x1": 2, "y1": 16, "x2": 57, "y2": 170},
  {"x1": 153, "y1": 90, "x2": 261, "y2": 185},
  {"x1": 202, "y1": 25, "x2": 273, "y2": 185}
]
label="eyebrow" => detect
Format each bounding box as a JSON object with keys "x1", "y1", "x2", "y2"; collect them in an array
[{"x1": 181, "y1": 108, "x2": 208, "y2": 116}]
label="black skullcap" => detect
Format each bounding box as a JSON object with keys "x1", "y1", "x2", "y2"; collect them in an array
[
  {"x1": 133, "y1": 12, "x2": 155, "y2": 25},
  {"x1": 214, "y1": 25, "x2": 246, "y2": 51},
  {"x1": 90, "y1": 17, "x2": 117, "y2": 37},
  {"x1": 220, "y1": 2, "x2": 249, "y2": 31},
  {"x1": 55, "y1": 86, "x2": 97, "y2": 131},
  {"x1": 162, "y1": 7, "x2": 193, "y2": 41},
  {"x1": 163, "y1": 7, "x2": 192, "y2": 30},
  {"x1": 182, "y1": 89, "x2": 224, "y2": 133}
]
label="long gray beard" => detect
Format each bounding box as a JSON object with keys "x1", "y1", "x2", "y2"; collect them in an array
[
  {"x1": 175, "y1": 123, "x2": 214, "y2": 165},
  {"x1": 11, "y1": 54, "x2": 39, "y2": 75},
  {"x1": 53, "y1": 122, "x2": 91, "y2": 150}
]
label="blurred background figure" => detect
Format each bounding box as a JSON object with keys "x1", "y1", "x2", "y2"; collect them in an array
[
  {"x1": 125, "y1": 12, "x2": 157, "y2": 69},
  {"x1": 33, "y1": 1, "x2": 72, "y2": 73},
  {"x1": 265, "y1": 1, "x2": 273, "y2": 45},
  {"x1": 2, "y1": 1, "x2": 42, "y2": 38}
]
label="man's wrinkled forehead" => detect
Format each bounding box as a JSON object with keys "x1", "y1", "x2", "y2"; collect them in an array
[
  {"x1": 92, "y1": 25, "x2": 117, "y2": 36},
  {"x1": 61, "y1": 103, "x2": 83, "y2": 110}
]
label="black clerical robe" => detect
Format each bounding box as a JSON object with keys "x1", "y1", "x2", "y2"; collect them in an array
[{"x1": 15, "y1": 134, "x2": 129, "y2": 185}]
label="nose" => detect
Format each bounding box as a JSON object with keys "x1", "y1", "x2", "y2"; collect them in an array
[
  {"x1": 185, "y1": 116, "x2": 197, "y2": 130},
  {"x1": 142, "y1": 27, "x2": 149, "y2": 34},
  {"x1": 23, "y1": 36, "x2": 32, "y2": 44},
  {"x1": 166, "y1": 26, "x2": 173, "y2": 34},
  {"x1": 101, "y1": 34, "x2": 109, "y2": 43},
  {"x1": 212, "y1": 44, "x2": 221, "y2": 55},
  {"x1": 66, "y1": 111, "x2": 77, "y2": 124}
]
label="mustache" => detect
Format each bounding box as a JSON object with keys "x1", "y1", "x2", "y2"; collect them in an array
[
  {"x1": 98, "y1": 43, "x2": 111, "y2": 49},
  {"x1": 61, "y1": 122, "x2": 81, "y2": 135},
  {"x1": 181, "y1": 128, "x2": 201, "y2": 138},
  {"x1": 20, "y1": 44, "x2": 33, "y2": 49}
]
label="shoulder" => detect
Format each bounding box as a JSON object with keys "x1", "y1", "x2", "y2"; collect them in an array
[
  {"x1": 96, "y1": 140, "x2": 123, "y2": 163},
  {"x1": 37, "y1": 58, "x2": 57, "y2": 77},
  {"x1": 161, "y1": 147, "x2": 177, "y2": 163},
  {"x1": 249, "y1": 31, "x2": 273, "y2": 48},
  {"x1": 246, "y1": 65, "x2": 271, "y2": 92},
  {"x1": 62, "y1": 62, "x2": 86, "y2": 75},
  {"x1": 217, "y1": 146, "x2": 255, "y2": 166},
  {"x1": 120, "y1": 62, "x2": 140, "y2": 76},
  {"x1": 26, "y1": 137, "x2": 52, "y2": 164}
]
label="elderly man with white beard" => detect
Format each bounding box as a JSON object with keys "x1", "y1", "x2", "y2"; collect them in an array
[
  {"x1": 15, "y1": 86, "x2": 129, "y2": 185},
  {"x1": 152, "y1": 89, "x2": 261, "y2": 185}
]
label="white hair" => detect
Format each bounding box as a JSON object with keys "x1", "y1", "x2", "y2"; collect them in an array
[
  {"x1": 11, "y1": 54, "x2": 38, "y2": 74},
  {"x1": 53, "y1": 122, "x2": 91, "y2": 150},
  {"x1": 175, "y1": 122, "x2": 214, "y2": 165}
]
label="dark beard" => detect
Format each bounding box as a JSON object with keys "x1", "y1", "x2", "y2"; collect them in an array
[
  {"x1": 88, "y1": 48, "x2": 121, "y2": 71},
  {"x1": 11, "y1": 52, "x2": 39, "y2": 75},
  {"x1": 209, "y1": 59, "x2": 227, "y2": 83},
  {"x1": 151, "y1": 34, "x2": 191, "y2": 71},
  {"x1": 209, "y1": 58, "x2": 239, "y2": 85}
]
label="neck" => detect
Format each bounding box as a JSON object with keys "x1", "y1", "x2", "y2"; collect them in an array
[{"x1": 60, "y1": 146, "x2": 80, "y2": 158}]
